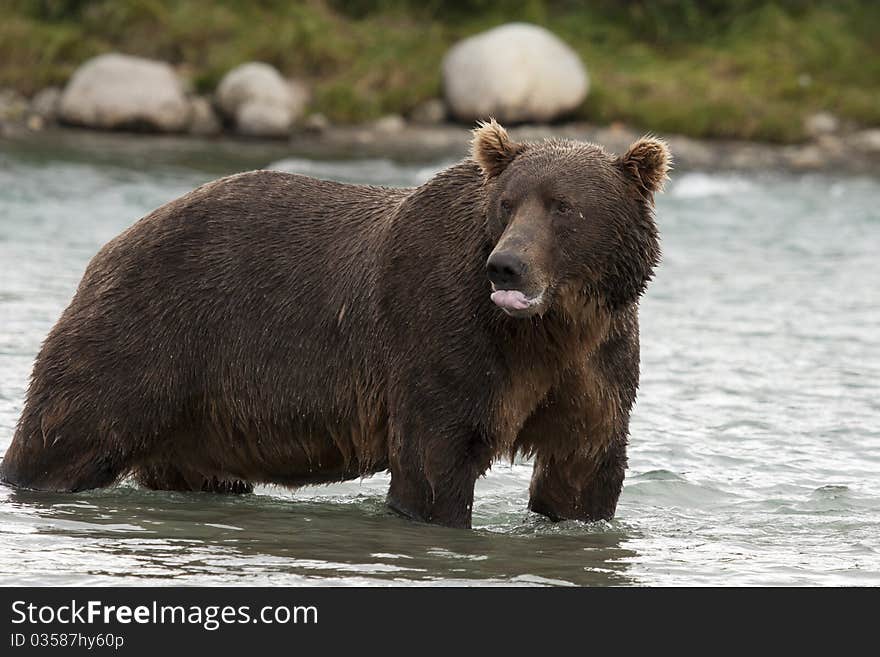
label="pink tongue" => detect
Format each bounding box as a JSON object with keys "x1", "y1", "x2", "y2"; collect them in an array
[{"x1": 491, "y1": 290, "x2": 530, "y2": 311}]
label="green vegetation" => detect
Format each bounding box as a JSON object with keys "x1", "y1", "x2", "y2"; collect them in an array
[{"x1": 2, "y1": 0, "x2": 878, "y2": 142}]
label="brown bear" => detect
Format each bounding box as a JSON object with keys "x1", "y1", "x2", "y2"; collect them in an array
[{"x1": 0, "y1": 120, "x2": 669, "y2": 528}]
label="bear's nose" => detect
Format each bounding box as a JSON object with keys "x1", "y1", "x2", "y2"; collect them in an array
[{"x1": 486, "y1": 251, "x2": 527, "y2": 289}]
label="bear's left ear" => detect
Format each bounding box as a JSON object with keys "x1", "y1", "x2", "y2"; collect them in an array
[
  {"x1": 471, "y1": 118, "x2": 524, "y2": 179},
  {"x1": 618, "y1": 136, "x2": 672, "y2": 199}
]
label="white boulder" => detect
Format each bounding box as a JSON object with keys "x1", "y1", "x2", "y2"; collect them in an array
[
  {"x1": 442, "y1": 23, "x2": 588, "y2": 123},
  {"x1": 216, "y1": 62, "x2": 307, "y2": 137},
  {"x1": 59, "y1": 54, "x2": 190, "y2": 132}
]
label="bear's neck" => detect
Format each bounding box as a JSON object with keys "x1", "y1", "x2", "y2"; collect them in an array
[{"x1": 500, "y1": 296, "x2": 612, "y2": 369}]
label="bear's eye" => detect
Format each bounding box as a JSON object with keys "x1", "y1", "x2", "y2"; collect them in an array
[
  {"x1": 499, "y1": 199, "x2": 513, "y2": 216},
  {"x1": 552, "y1": 199, "x2": 573, "y2": 215}
]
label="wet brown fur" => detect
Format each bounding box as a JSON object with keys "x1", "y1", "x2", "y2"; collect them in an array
[{"x1": 0, "y1": 121, "x2": 669, "y2": 528}]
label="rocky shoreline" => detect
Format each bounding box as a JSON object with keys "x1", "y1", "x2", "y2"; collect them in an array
[
  {"x1": 1, "y1": 32, "x2": 878, "y2": 176},
  {"x1": 2, "y1": 118, "x2": 879, "y2": 177},
  {"x1": 281, "y1": 120, "x2": 880, "y2": 175}
]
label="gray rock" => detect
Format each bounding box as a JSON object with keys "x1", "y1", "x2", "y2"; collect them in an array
[
  {"x1": 0, "y1": 89, "x2": 28, "y2": 122},
  {"x1": 372, "y1": 114, "x2": 406, "y2": 132},
  {"x1": 442, "y1": 23, "x2": 588, "y2": 123},
  {"x1": 409, "y1": 99, "x2": 446, "y2": 125},
  {"x1": 815, "y1": 134, "x2": 844, "y2": 156},
  {"x1": 786, "y1": 145, "x2": 825, "y2": 170},
  {"x1": 215, "y1": 62, "x2": 307, "y2": 138},
  {"x1": 59, "y1": 53, "x2": 190, "y2": 132},
  {"x1": 187, "y1": 96, "x2": 222, "y2": 136},
  {"x1": 302, "y1": 113, "x2": 330, "y2": 133},
  {"x1": 27, "y1": 115, "x2": 46, "y2": 131},
  {"x1": 29, "y1": 87, "x2": 62, "y2": 122},
  {"x1": 804, "y1": 112, "x2": 839, "y2": 138},
  {"x1": 850, "y1": 129, "x2": 880, "y2": 154}
]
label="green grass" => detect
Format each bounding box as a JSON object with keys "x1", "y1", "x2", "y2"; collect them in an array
[{"x1": 1, "y1": 0, "x2": 878, "y2": 142}]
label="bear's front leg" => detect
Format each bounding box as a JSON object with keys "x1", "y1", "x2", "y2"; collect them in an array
[
  {"x1": 528, "y1": 438, "x2": 628, "y2": 522},
  {"x1": 520, "y1": 320, "x2": 639, "y2": 523},
  {"x1": 386, "y1": 416, "x2": 492, "y2": 529}
]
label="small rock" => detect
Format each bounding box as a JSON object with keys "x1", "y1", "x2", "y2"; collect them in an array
[
  {"x1": 303, "y1": 113, "x2": 330, "y2": 132},
  {"x1": 663, "y1": 136, "x2": 715, "y2": 170},
  {"x1": 216, "y1": 62, "x2": 306, "y2": 138},
  {"x1": 442, "y1": 23, "x2": 588, "y2": 123},
  {"x1": 26, "y1": 115, "x2": 45, "y2": 131},
  {"x1": 804, "y1": 112, "x2": 839, "y2": 138},
  {"x1": 0, "y1": 89, "x2": 28, "y2": 122},
  {"x1": 29, "y1": 87, "x2": 62, "y2": 122},
  {"x1": 59, "y1": 53, "x2": 190, "y2": 132},
  {"x1": 409, "y1": 99, "x2": 446, "y2": 125},
  {"x1": 816, "y1": 134, "x2": 844, "y2": 155},
  {"x1": 372, "y1": 114, "x2": 406, "y2": 132},
  {"x1": 851, "y1": 129, "x2": 880, "y2": 154},
  {"x1": 786, "y1": 145, "x2": 825, "y2": 170},
  {"x1": 187, "y1": 97, "x2": 222, "y2": 136}
]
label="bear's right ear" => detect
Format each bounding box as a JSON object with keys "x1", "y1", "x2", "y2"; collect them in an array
[
  {"x1": 618, "y1": 136, "x2": 672, "y2": 200},
  {"x1": 471, "y1": 119, "x2": 523, "y2": 178}
]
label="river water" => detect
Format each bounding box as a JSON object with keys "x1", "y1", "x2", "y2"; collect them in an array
[{"x1": 0, "y1": 134, "x2": 878, "y2": 586}]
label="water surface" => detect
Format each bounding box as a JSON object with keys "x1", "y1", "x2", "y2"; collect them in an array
[{"x1": 1, "y1": 136, "x2": 878, "y2": 585}]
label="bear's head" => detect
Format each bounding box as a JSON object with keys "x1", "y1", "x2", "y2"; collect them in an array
[{"x1": 474, "y1": 119, "x2": 669, "y2": 318}]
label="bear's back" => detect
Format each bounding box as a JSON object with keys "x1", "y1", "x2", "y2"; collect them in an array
[{"x1": 48, "y1": 170, "x2": 412, "y2": 437}]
